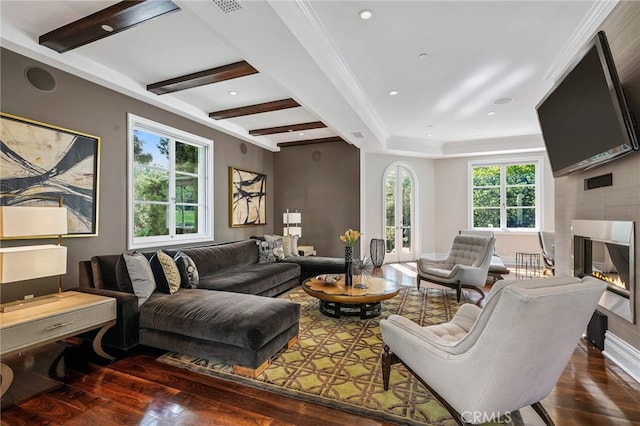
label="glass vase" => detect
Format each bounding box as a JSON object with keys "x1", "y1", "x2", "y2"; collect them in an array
[{"x1": 370, "y1": 238, "x2": 386, "y2": 267}]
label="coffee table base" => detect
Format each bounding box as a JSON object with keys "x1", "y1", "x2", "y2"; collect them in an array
[{"x1": 319, "y1": 300, "x2": 382, "y2": 319}]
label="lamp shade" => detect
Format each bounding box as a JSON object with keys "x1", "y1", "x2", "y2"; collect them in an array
[
  {"x1": 283, "y1": 212, "x2": 301, "y2": 224},
  {"x1": 0, "y1": 206, "x2": 68, "y2": 237},
  {"x1": 0, "y1": 245, "x2": 67, "y2": 283},
  {"x1": 283, "y1": 226, "x2": 302, "y2": 237}
]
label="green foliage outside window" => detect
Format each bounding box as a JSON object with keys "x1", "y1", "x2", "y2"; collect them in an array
[
  {"x1": 472, "y1": 163, "x2": 537, "y2": 229},
  {"x1": 384, "y1": 168, "x2": 413, "y2": 253},
  {"x1": 133, "y1": 130, "x2": 201, "y2": 238}
]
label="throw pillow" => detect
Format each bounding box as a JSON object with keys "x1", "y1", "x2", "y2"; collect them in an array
[
  {"x1": 265, "y1": 234, "x2": 285, "y2": 260},
  {"x1": 256, "y1": 240, "x2": 277, "y2": 263},
  {"x1": 90, "y1": 257, "x2": 106, "y2": 289},
  {"x1": 174, "y1": 251, "x2": 199, "y2": 289},
  {"x1": 282, "y1": 234, "x2": 292, "y2": 257},
  {"x1": 150, "y1": 250, "x2": 181, "y2": 294},
  {"x1": 115, "y1": 252, "x2": 156, "y2": 306},
  {"x1": 290, "y1": 235, "x2": 300, "y2": 257}
]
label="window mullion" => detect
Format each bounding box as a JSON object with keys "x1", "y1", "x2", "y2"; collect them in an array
[
  {"x1": 500, "y1": 165, "x2": 506, "y2": 230},
  {"x1": 168, "y1": 138, "x2": 176, "y2": 238}
]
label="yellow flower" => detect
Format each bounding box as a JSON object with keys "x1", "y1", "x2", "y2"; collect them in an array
[{"x1": 339, "y1": 229, "x2": 361, "y2": 247}]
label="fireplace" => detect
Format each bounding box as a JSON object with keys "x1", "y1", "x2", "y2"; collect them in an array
[{"x1": 572, "y1": 220, "x2": 635, "y2": 323}]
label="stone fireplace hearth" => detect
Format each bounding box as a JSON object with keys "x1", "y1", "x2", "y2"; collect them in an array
[{"x1": 572, "y1": 220, "x2": 635, "y2": 323}]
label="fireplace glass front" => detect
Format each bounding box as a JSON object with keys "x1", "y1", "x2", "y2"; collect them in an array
[{"x1": 572, "y1": 220, "x2": 634, "y2": 323}]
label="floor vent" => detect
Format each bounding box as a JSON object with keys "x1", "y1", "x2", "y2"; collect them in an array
[{"x1": 212, "y1": 0, "x2": 243, "y2": 14}]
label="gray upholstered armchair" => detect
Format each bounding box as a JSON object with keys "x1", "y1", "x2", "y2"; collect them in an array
[
  {"x1": 381, "y1": 275, "x2": 606, "y2": 425},
  {"x1": 539, "y1": 231, "x2": 556, "y2": 276},
  {"x1": 417, "y1": 234, "x2": 495, "y2": 302}
]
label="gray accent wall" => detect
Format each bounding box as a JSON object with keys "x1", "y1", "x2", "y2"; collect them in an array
[
  {"x1": 274, "y1": 142, "x2": 360, "y2": 258},
  {"x1": 1, "y1": 48, "x2": 275, "y2": 302},
  {"x1": 554, "y1": 1, "x2": 640, "y2": 351}
]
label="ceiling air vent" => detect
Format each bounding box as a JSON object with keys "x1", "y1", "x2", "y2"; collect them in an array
[
  {"x1": 351, "y1": 132, "x2": 365, "y2": 139},
  {"x1": 212, "y1": 0, "x2": 243, "y2": 13}
]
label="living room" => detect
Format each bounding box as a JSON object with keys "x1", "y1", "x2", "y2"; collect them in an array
[{"x1": 1, "y1": 0, "x2": 640, "y2": 424}]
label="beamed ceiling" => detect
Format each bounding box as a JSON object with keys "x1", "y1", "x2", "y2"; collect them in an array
[{"x1": 0, "y1": 0, "x2": 619, "y2": 156}]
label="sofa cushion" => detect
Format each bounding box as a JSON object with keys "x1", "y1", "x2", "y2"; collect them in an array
[
  {"x1": 197, "y1": 262, "x2": 300, "y2": 295},
  {"x1": 140, "y1": 289, "x2": 300, "y2": 351},
  {"x1": 116, "y1": 252, "x2": 156, "y2": 305},
  {"x1": 90, "y1": 255, "x2": 120, "y2": 291},
  {"x1": 168, "y1": 240, "x2": 259, "y2": 276},
  {"x1": 174, "y1": 251, "x2": 199, "y2": 289},
  {"x1": 150, "y1": 250, "x2": 181, "y2": 294},
  {"x1": 282, "y1": 256, "x2": 345, "y2": 281}
]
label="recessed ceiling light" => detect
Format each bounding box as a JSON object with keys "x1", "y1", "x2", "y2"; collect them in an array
[
  {"x1": 298, "y1": 132, "x2": 304, "y2": 136},
  {"x1": 494, "y1": 97, "x2": 513, "y2": 105},
  {"x1": 388, "y1": 90, "x2": 398, "y2": 96},
  {"x1": 101, "y1": 24, "x2": 114, "y2": 32},
  {"x1": 426, "y1": 133, "x2": 433, "y2": 137},
  {"x1": 359, "y1": 9, "x2": 373, "y2": 20},
  {"x1": 228, "y1": 90, "x2": 238, "y2": 96},
  {"x1": 487, "y1": 111, "x2": 496, "y2": 116},
  {"x1": 418, "y1": 53, "x2": 428, "y2": 60}
]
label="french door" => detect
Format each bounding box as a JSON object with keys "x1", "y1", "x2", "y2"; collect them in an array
[{"x1": 384, "y1": 164, "x2": 415, "y2": 263}]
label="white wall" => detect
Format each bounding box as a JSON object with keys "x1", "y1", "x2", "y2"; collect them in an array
[
  {"x1": 361, "y1": 152, "x2": 554, "y2": 265},
  {"x1": 361, "y1": 150, "x2": 555, "y2": 266},
  {"x1": 361, "y1": 152, "x2": 436, "y2": 260},
  {"x1": 432, "y1": 151, "x2": 554, "y2": 265}
]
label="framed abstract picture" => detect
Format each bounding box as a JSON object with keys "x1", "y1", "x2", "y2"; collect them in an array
[
  {"x1": 0, "y1": 113, "x2": 101, "y2": 236},
  {"x1": 229, "y1": 167, "x2": 266, "y2": 227}
]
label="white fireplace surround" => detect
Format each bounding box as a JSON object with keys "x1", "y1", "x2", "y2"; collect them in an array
[{"x1": 571, "y1": 220, "x2": 635, "y2": 323}]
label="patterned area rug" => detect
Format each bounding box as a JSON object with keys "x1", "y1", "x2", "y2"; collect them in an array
[{"x1": 157, "y1": 285, "x2": 463, "y2": 425}]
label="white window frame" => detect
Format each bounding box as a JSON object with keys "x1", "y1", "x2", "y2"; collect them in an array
[
  {"x1": 468, "y1": 157, "x2": 542, "y2": 232},
  {"x1": 127, "y1": 113, "x2": 213, "y2": 250}
]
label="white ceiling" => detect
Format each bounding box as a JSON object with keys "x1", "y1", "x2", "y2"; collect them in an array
[{"x1": 0, "y1": 0, "x2": 618, "y2": 157}]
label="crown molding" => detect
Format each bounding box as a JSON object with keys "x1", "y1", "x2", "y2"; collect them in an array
[
  {"x1": 268, "y1": 0, "x2": 389, "y2": 147},
  {"x1": 544, "y1": 0, "x2": 619, "y2": 82}
]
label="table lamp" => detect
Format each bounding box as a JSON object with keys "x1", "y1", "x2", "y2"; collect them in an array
[
  {"x1": 0, "y1": 204, "x2": 68, "y2": 312},
  {"x1": 283, "y1": 209, "x2": 301, "y2": 237}
]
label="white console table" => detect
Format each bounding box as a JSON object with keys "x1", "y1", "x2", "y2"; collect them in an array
[{"x1": 0, "y1": 291, "x2": 116, "y2": 397}]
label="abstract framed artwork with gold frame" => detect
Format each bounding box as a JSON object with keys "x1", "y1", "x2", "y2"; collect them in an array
[
  {"x1": 0, "y1": 113, "x2": 101, "y2": 236},
  {"x1": 229, "y1": 167, "x2": 266, "y2": 227}
]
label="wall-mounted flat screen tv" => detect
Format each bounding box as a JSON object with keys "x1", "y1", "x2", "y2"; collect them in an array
[{"x1": 536, "y1": 31, "x2": 638, "y2": 177}]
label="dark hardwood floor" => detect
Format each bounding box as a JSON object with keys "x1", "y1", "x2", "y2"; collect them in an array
[{"x1": 2, "y1": 263, "x2": 639, "y2": 425}]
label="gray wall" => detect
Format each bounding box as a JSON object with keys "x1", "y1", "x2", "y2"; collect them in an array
[
  {"x1": 274, "y1": 142, "x2": 360, "y2": 258},
  {"x1": 1, "y1": 48, "x2": 275, "y2": 302},
  {"x1": 554, "y1": 1, "x2": 640, "y2": 350}
]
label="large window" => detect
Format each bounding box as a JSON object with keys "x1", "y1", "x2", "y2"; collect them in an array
[
  {"x1": 128, "y1": 114, "x2": 213, "y2": 249},
  {"x1": 470, "y1": 160, "x2": 540, "y2": 231}
]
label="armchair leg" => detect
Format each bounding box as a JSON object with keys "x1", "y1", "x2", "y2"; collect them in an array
[
  {"x1": 456, "y1": 284, "x2": 462, "y2": 302},
  {"x1": 381, "y1": 345, "x2": 400, "y2": 391},
  {"x1": 531, "y1": 402, "x2": 555, "y2": 426},
  {"x1": 416, "y1": 275, "x2": 421, "y2": 290}
]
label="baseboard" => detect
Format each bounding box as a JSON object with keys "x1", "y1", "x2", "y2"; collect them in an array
[{"x1": 603, "y1": 331, "x2": 640, "y2": 384}]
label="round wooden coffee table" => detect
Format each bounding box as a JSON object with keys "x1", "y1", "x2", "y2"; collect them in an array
[{"x1": 301, "y1": 275, "x2": 400, "y2": 319}]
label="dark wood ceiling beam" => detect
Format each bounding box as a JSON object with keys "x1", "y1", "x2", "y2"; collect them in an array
[
  {"x1": 249, "y1": 121, "x2": 326, "y2": 136},
  {"x1": 39, "y1": 1, "x2": 180, "y2": 53},
  {"x1": 209, "y1": 99, "x2": 300, "y2": 120},
  {"x1": 147, "y1": 61, "x2": 258, "y2": 95},
  {"x1": 277, "y1": 137, "x2": 345, "y2": 147}
]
